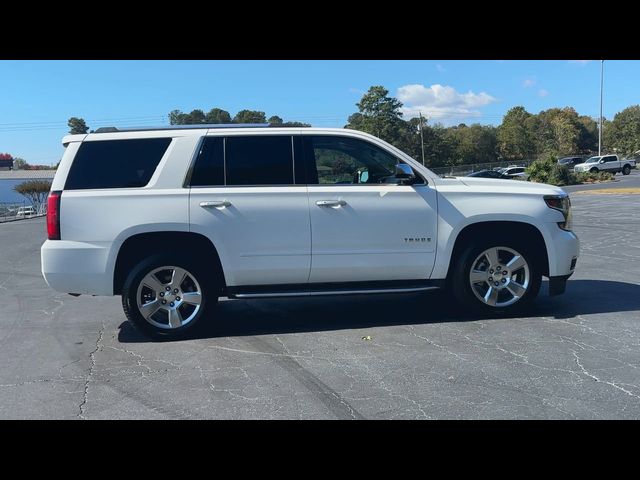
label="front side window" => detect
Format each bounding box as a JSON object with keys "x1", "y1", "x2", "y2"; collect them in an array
[
  {"x1": 604, "y1": 156, "x2": 617, "y2": 163},
  {"x1": 65, "y1": 138, "x2": 171, "y2": 190},
  {"x1": 303, "y1": 135, "x2": 412, "y2": 185}
]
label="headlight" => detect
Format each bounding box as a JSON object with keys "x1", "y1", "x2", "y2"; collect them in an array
[{"x1": 544, "y1": 194, "x2": 572, "y2": 231}]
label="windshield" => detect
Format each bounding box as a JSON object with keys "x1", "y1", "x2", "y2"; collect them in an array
[{"x1": 585, "y1": 157, "x2": 600, "y2": 163}]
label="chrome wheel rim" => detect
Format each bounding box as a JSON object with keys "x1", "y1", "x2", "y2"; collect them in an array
[
  {"x1": 136, "y1": 266, "x2": 202, "y2": 330},
  {"x1": 469, "y1": 246, "x2": 530, "y2": 308}
]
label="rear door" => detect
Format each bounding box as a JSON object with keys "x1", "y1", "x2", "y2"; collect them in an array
[
  {"x1": 188, "y1": 134, "x2": 311, "y2": 287},
  {"x1": 602, "y1": 155, "x2": 619, "y2": 171},
  {"x1": 302, "y1": 134, "x2": 438, "y2": 283}
]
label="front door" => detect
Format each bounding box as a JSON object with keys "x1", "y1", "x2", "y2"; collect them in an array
[{"x1": 303, "y1": 134, "x2": 438, "y2": 284}]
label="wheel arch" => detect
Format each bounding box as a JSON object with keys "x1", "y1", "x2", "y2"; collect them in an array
[
  {"x1": 113, "y1": 231, "x2": 226, "y2": 295},
  {"x1": 446, "y1": 221, "x2": 550, "y2": 280}
]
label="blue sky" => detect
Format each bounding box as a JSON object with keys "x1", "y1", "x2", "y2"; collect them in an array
[{"x1": 1, "y1": 60, "x2": 638, "y2": 165}]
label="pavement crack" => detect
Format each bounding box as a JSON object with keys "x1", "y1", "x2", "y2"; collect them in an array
[
  {"x1": 78, "y1": 324, "x2": 105, "y2": 419},
  {"x1": 572, "y1": 351, "x2": 640, "y2": 400},
  {"x1": 104, "y1": 345, "x2": 153, "y2": 375}
]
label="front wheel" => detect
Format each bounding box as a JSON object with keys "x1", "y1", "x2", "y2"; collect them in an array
[
  {"x1": 451, "y1": 240, "x2": 542, "y2": 315},
  {"x1": 122, "y1": 255, "x2": 218, "y2": 339},
  {"x1": 622, "y1": 164, "x2": 631, "y2": 175},
  {"x1": 590, "y1": 167, "x2": 599, "y2": 173}
]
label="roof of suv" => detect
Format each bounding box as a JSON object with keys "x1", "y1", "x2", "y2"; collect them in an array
[{"x1": 62, "y1": 126, "x2": 377, "y2": 146}]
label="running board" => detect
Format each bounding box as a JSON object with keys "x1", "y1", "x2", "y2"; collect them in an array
[{"x1": 226, "y1": 280, "x2": 444, "y2": 299}]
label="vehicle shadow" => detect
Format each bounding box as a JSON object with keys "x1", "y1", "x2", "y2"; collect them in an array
[{"x1": 117, "y1": 279, "x2": 640, "y2": 343}]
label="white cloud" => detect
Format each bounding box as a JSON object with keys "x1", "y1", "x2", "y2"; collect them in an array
[
  {"x1": 568, "y1": 60, "x2": 591, "y2": 65},
  {"x1": 397, "y1": 84, "x2": 497, "y2": 124},
  {"x1": 436, "y1": 64, "x2": 446, "y2": 72},
  {"x1": 538, "y1": 89, "x2": 549, "y2": 97},
  {"x1": 523, "y1": 78, "x2": 536, "y2": 88}
]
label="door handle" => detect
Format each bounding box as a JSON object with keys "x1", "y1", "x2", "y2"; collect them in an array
[
  {"x1": 316, "y1": 200, "x2": 347, "y2": 207},
  {"x1": 200, "y1": 200, "x2": 231, "y2": 209}
]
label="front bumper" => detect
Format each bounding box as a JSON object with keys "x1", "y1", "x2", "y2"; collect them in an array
[
  {"x1": 41, "y1": 240, "x2": 115, "y2": 296},
  {"x1": 545, "y1": 225, "x2": 579, "y2": 278}
]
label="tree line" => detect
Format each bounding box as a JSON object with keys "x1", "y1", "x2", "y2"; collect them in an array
[
  {"x1": 345, "y1": 86, "x2": 640, "y2": 167},
  {"x1": 67, "y1": 111, "x2": 310, "y2": 135},
  {"x1": 64, "y1": 87, "x2": 640, "y2": 168}
]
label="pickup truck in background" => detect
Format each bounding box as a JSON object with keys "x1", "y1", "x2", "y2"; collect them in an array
[{"x1": 573, "y1": 154, "x2": 636, "y2": 175}]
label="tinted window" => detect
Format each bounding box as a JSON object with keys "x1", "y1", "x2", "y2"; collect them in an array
[
  {"x1": 65, "y1": 138, "x2": 171, "y2": 190},
  {"x1": 604, "y1": 156, "x2": 617, "y2": 162},
  {"x1": 190, "y1": 137, "x2": 224, "y2": 186},
  {"x1": 303, "y1": 135, "x2": 415, "y2": 185},
  {"x1": 226, "y1": 136, "x2": 293, "y2": 185}
]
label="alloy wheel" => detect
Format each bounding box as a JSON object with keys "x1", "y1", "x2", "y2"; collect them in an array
[
  {"x1": 469, "y1": 246, "x2": 530, "y2": 308},
  {"x1": 136, "y1": 266, "x2": 203, "y2": 329}
]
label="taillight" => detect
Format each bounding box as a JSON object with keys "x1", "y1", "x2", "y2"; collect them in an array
[{"x1": 47, "y1": 191, "x2": 62, "y2": 240}]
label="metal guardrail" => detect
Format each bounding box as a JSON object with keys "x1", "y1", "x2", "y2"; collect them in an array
[{"x1": 0, "y1": 201, "x2": 46, "y2": 223}]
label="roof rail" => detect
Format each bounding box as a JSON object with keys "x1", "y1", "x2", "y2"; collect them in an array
[{"x1": 92, "y1": 123, "x2": 271, "y2": 133}]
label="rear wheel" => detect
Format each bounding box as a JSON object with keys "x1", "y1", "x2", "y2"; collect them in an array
[
  {"x1": 622, "y1": 164, "x2": 631, "y2": 175},
  {"x1": 122, "y1": 254, "x2": 218, "y2": 339},
  {"x1": 451, "y1": 238, "x2": 542, "y2": 315}
]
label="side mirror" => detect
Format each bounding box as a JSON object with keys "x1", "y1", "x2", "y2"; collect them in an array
[
  {"x1": 395, "y1": 163, "x2": 415, "y2": 178},
  {"x1": 599, "y1": 159, "x2": 605, "y2": 164}
]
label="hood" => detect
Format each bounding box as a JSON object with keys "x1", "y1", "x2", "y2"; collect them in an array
[{"x1": 456, "y1": 176, "x2": 566, "y2": 195}]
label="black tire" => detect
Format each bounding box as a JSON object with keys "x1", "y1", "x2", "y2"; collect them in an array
[
  {"x1": 450, "y1": 236, "x2": 542, "y2": 315},
  {"x1": 590, "y1": 167, "x2": 599, "y2": 173},
  {"x1": 122, "y1": 254, "x2": 219, "y2": 339},
  {"x1": 622, "y1": 164, "x2": 631, "y2": 175}
]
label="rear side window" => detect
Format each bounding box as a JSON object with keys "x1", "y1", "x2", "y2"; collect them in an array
[
  {"x1": 225, "y1": 136, "x2": 293, "y2": 185},
  {"x1": 64, "y1": 138, "x2": 171, "y2": 190}
]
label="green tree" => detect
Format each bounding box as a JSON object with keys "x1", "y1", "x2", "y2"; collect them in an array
[
  {"x1": 603, "y1": 105, "x2": 640, "y2": 156},
  {"x1": 187, "y1": 109, "x2": 206, "y2": 124},
  {"x1": 576, "y1": 115, "x2": 599, "y2": 153},
  {"x1": 497, "y1": 106, "x2": 536, "y2": 160},
  {"x1": 168, "y1": 109, "x2": 207, "y2": 124},
  {"x1": 268, "y1": 115, "x2": 284, "y2": 125},
  {"x1": 169, "y1": 109, "x2": 188, "y2": 125},
  {"x1": 444, "y1": 124, "x2": 498, "y2": 165},
  {"x1": 280, "y1": 121, "x2": 311, "y2": 127},
  {"x1": 206, "y1": 108, "x2": 232, "y2": 124},
  {"x1": 13, "y1": 180, "x2": 52, "y2": 207},
  {"x1": 233, "y1": 110, "x2": 267, "y2": 124},
  {"x1": 68, "y1": 117, "x2": 89, "y2": 134},
  {"x1": 530, "y1": 107, "x2": 583, "y2": 157},
  {"x1": 346, "y1": 86, "x2": 406, "y2": 145},
  {"x1": 12, "y1": 157, "x2": 28, "y2": 169}
]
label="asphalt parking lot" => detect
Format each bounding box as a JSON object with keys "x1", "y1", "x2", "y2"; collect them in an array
[{"x1": 1, "y1": 181, "x2": 640, "y2": 419}]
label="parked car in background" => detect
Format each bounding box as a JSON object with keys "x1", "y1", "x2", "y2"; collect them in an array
[
  {"x1": 501, "y1": 166, "x2": 528, "y2": 179},
  {"x1": 16, "y1": 206, "x2": 36, "y2": 217},
  {"x1": 573, "y1": 154, "x2": 636, "y2": 175},
  {"x1": 557, "y1": 156, "x2": 584, "y2": 170},
  {"x1": 467, "y1": 169, "x2": 510, "y2": 179}
]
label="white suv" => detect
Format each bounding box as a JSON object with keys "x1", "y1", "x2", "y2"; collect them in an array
[{"x1": 42, "y1": 125, "x2": 579, "y2": 338}]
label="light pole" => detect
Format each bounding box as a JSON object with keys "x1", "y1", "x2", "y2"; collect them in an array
[
  {"x1": 419, "y1": 111, "x2": 426, "y2": 166},
  {"x1": 599, "y1": 60, "x2": 604, "y2": 156}
]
